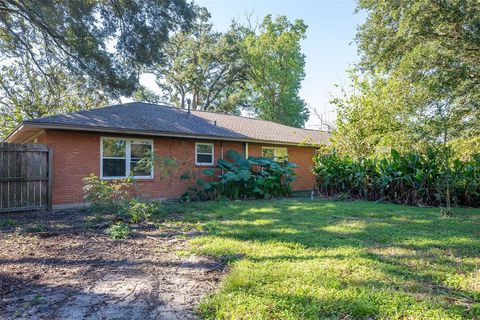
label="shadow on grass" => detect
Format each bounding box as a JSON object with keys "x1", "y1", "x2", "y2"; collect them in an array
[{"x1": 185, "y1": 199, "x2": 480, "y2": 317}]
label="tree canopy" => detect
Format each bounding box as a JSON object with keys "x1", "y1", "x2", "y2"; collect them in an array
[
  {"x1": 243, "y1": 15, "x2": 309, "y2": 127},
  {"x1": 0, "y1": 0, "x2": 194, "y2": 97},
  {"x1": 1, "y1": 4, "x2": 314, "y2": 137},
  {"x1": 0, "y1": 58, "x2": 108, "y2": 138},
  {"x1": 146, "y1": 12, "x2": 310, "y2": 127},
  {"x1": 333, "y1": 0, "x2": 480, "y2": 158},
  {"x1": 153, "y1": 7, "x2": 247, "y2": 114}
]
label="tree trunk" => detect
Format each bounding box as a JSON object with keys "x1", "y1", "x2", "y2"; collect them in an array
[{"x1": 180, "y1": 88, "x2": 186, "y2": 109}]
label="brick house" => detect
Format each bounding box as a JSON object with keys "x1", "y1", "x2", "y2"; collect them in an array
[{"x1": 5, "y1": 102, "x2": 330, "y2": 208}]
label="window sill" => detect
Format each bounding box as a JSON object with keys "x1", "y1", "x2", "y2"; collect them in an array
[
  {"x1": 100, "y1": 176, "x2": 154, "y2": 181},
  {"x1": 132, "y1": 178, "x2": 155, "y2": 182}
]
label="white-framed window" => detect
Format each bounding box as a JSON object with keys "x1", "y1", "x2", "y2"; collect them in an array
[
  {"x1": 262, "y1": 146, "x2": 288, "y2": 162},
  {"x1": 100, "y1": 137, "x2": 154, "y2": 179},
  {"x1": 195, "y1": 142, "x2": 214, "y2": 166}
]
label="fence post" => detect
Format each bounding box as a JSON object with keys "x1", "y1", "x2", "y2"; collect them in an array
[{"x1": 47, "y1": 148, "x2": 53, "y2": 211}]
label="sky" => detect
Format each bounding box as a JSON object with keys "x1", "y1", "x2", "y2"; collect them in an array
[{"x1": 140, "y1": 0, "x2": 366, "y2": 129}]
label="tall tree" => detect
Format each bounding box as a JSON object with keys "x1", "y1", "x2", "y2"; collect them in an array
[
  {"x1": 0, "y1": 58, "x2": 108, "y2": 139},
  {"x1": 154, "y1": 7, "x2": 247, "y2": 114},
  {"x1": 132, "y1": 86, "x2": 163, "y2": 104},
  {"x1": 0, "y1": 0, "x2": 194, "y2": 97},
  {"x1": 243, "y1": 15, "x2": 309, "y2": 128},
  {"x1": 332, "y1": 69, "x2": 422, "y2": 157},
  {"x1": 333, "y1": 0, "x2": 480, "y2": 157}
]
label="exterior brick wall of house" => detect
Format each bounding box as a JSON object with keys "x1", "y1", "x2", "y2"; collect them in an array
[
  {"x1": 38, "y1": 129, "x2": 317, "y2": 206},
  {"x1": 247, "y1": 143, "x2": 317, "y2": 191}
]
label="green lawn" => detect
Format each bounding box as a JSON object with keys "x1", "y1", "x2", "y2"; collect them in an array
[{"x1": 178, "y1": 199, "x2": 480, "y2": 319}]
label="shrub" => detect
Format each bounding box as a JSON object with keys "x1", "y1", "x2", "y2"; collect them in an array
[
  {"x1": 83, "y1": 174, "x2": 169, "y2": 224},
  {"x1": 105, "y1": 221, "x2": 131, "y2": 240},
  {"x1": 120, "y1": 199, "x2": 165, "y2": 223},
  {"x1": 313, "y1": 149, "x2": 480, "y2": 207},
  {"x1": 26, "y1": 223, "x2": 46, "y2": 233},
  {"x1": 0, "y1": 219, "x2": 17, "y2": 229},
  {"x1": 83, "y1": 174, "x2": 132, "y2": 214},
  {"x1": 185, "y1": 149, "x2": 297, "y2": 200}
]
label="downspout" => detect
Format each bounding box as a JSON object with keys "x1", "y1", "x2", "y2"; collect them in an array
[
  {"x1": 221, "y1": 141, "x2": 224, "y2": 174},
  {"x1": 244, "y1": 142, "x2": 249, "y2": 158}
]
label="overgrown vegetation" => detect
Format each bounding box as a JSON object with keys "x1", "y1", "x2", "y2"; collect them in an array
[
  {"x1": 313, "y1": 149, "x2": 480, "y2": 207},
  {"x1": 180, "y1": 199, "x2": 480, "y2": 319},
  {"x1": 83, "y1": 174, "x2": 132, "y2": 214},
  {"x1": 182, "y1": 150, "x2": 297, "y2": 201},
  {"x1": 82, "y1": 174, "x2": 166, "y2": 230},
  {"x1": 332, "y1": 0, "x2": 479, "y2": 159},
  {"x1": 120, "y1": 200, "x2": 165, "y2": 224}
]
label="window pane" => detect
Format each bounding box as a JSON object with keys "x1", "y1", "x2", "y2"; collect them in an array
[
  {"x1": 197, "y1": 154, "x2": 213, "y2": 164},
  {"x1": 130, "y1": 160, "x2": 151, "y2": 176},
  {"x1": 197, "y1": 144, "x2": 213, "y2": 154},
  {"x1": 103, "y1": 139, "x2": 126, "y2": 157},
  {"x1": 131, "y1": 143, "x2": 151, "y2": 158},
  {"x1": 262, "y1": 148, "x2": 274, "y2": 159},
  {"x1": 275, "y1": 148, "x2": 288, "y2": 161},
  {"x1": 103, "y1": 159, "x2": 126, "y2": 177}
]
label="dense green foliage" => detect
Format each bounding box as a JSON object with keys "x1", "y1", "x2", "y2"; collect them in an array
[
  {"x1": 82, "y1": 174, "x2": 165, "y2": 223},
  {"x1": 356, "y1": 0, "x2": 479, "y2": 110},
  {"x1": 333, "y1": 0, "x2": 480, "y2": 158},
  {"x1": 105, "y1": 221, "x2": 131, "y2": 240},
  {"x1": 1, "y1": 3, "x2": 310, "y2": 134},
  {"x1": 83, "y1": 174, "x2": 132, "y2": 214},
  {"x1": 183, "y1": 150, "x2": 297, "y2": 200},
  {"x1": 148, "y1": 13, "x2": 310, "y2": 127},
  {"x1": 178, "y1": 199, "x2": 480, "y2": 319},
  {"x1": 243, "y1": 15, "x2": 309, "y2": 127},
  {"x1": 313, "y1": 149, "x2": 480, "y2": 207},
  {"x1": 0, "y1": 0, "x2": 194, "y2": 96},
  {"x1": 153, "y1": 6, "x2": 247, "y2": 113},
  {"x1": 0, "y1": 60, "x2": 108, "y2": 138},
  {"x1": 0, "y1": 0, "x2": 194, "y2": 139}
]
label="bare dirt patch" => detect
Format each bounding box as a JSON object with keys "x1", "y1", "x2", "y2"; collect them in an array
[{"x1": 0, "y1": 210, "x2": 224, "y2": 320}]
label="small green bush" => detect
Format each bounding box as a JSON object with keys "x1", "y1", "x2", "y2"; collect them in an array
[
  {"x1": 26, "y1": 223, "x2": 46, "y2": 233},
  {"x1": 0, "y1": 219, "x2": 17, "y2": 228},
  {"x1": 83, "y1": 174, "x2": 169, "y2": 225},
  {"x1": 121, "y1": 199, "x2": 165, "y2": 223},
  {"x1": 105, "y1": 221, "x2": 131, "y2": 240},
  {"x1": 83, "y1": 174, "x2": 132, "y2": 214}
]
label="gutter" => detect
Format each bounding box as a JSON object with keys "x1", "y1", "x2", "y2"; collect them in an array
[{"x1": 9, "y1": 122, "x2": 324, "y2": 147}]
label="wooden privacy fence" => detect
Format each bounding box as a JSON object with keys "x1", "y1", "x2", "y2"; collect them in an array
[{"x1": 0, "y1": 142, "x2": 53, "y2": 212}]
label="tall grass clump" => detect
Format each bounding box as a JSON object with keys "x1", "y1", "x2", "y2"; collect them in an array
[{"x1": 313, "y1": 149, "x2": 480, "y2": 207}]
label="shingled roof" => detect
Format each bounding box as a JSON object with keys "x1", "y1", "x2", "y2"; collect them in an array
[{"x1": 11, "y1": 102, "x2": 330, "y2": 145}]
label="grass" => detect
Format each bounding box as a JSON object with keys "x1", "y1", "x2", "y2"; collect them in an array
[{"x1": 177, "y1": 199, "x2": 480, "y2": 319}]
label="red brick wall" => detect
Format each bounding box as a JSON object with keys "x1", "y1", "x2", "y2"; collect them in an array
[
  {"x1": 38, "y1": 130, "x2": 100, "y2": 205},
  {"x1": 247, "y1": 143, "x2": 316, "y2": 191},
  {"x1": 39, "y1": 130, "x2": 316, "y2": 205}
]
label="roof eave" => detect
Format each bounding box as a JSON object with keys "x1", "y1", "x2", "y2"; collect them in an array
[
  {"x1": 19, "y1": 122, "x2": 326, "y2": 147},
  {"x1": 4, "y1": 124, "x2": 25, "y2": 142}
]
